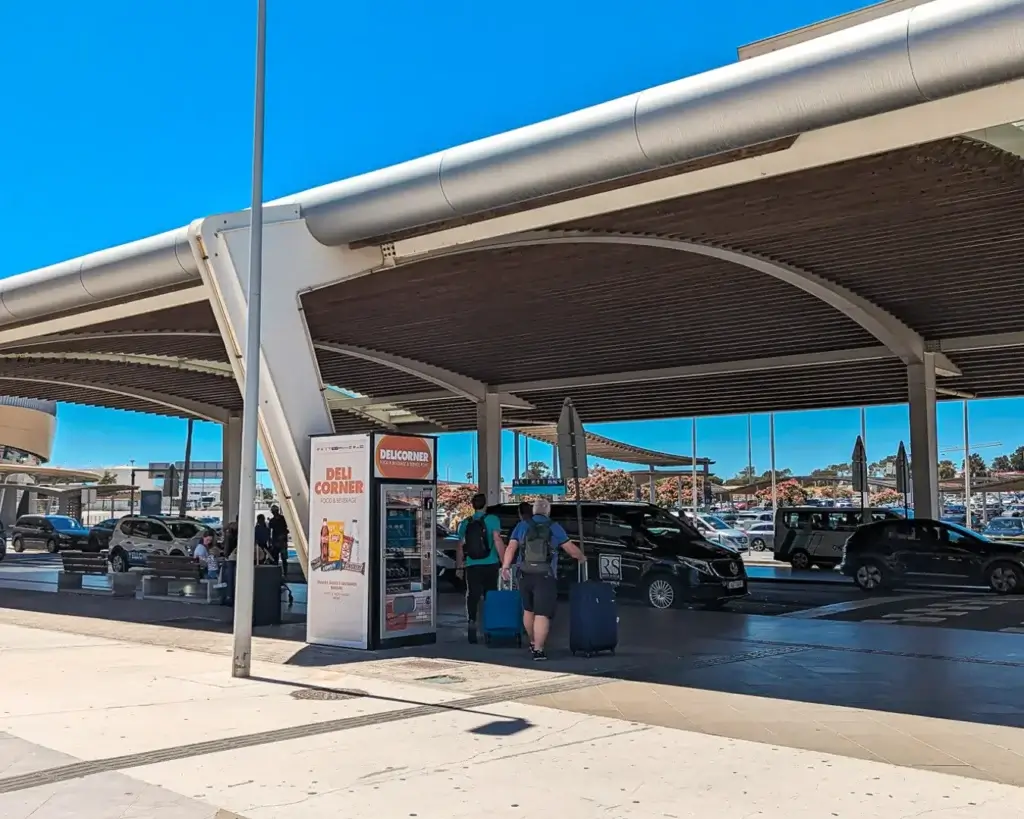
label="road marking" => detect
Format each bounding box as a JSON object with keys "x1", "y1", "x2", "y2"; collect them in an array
[{"x1": 781, "y1": 593, "x2": 952, "y2": 620}]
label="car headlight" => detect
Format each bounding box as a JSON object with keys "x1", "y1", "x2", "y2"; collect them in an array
[{"x1": 678, "y1": 556, "x2": 712, "y2": 574}]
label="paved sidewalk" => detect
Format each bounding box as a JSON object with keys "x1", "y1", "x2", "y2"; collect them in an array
[{"x1": 0, "y1": 621, "x2": 1022, "y2": 818}]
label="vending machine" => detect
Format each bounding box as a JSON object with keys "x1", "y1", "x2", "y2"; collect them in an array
[{"x1": 307, "y1": 432, "x2": 437, "y2": 650}]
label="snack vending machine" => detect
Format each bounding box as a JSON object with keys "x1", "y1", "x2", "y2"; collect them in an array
[{"x1": 307, "y1": 432, "x2": 437, "y2": 650}]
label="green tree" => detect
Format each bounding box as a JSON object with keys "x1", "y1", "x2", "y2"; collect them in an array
[
  {"x1": 759, "y1": 468, "x2": 792, "y2": 480},
  {"x1": 938, "y1": 459, "x2": 957, "y2": 481},
  {"x1": 810, "y1": 463, "x2": 850, "y2": 479},
  {"x1": 522, "y1": 461, "x2": 549, "y2": 479},
  {"x1": 97, "y1": 470, "x2": 118, "y2": 485},
  {"x1": 730, "y1": 466, "x2": 757, "y2": 483},
  {"x1": 963, "y1": 453, "x2": 988, "y2": 477},
  {"x1": 992, "y1": 455, "x2": 1012, "y2": 472},
  {"x1": 1010, "y1": 446, "x2": 1024, "y2": 472}
]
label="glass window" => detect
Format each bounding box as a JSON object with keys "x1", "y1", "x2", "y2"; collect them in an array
[
  {"x1": 593, "y1": 512, "x2": 633, "y2": 540},
  {"x1": 46, "y1": 516, "x2": 81, "y2": 531},
  {"x1": 149, "y1": 523, "x2": 174, "y2": 542},
  {"x1": 166, "y1": 521, "x2": 200, "y2": 539},
  {"x1": 119, "y1": 520, "x2": 134, "y2": 535}
]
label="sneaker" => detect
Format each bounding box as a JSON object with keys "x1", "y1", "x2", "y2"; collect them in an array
[
  {"x1": 467, "y1": 623, "x2": 478, "y2": 644},
  {"x1": 531, "y1": 648, "x2": 548, "y2": 662}
]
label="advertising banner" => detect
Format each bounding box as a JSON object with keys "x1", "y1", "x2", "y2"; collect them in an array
[
  {"x1": 373, "y1": 434, "x2": 436, "y2": 482},
  {"x1": 308, "y1": 434, "x2": 371, "y2": 649}
]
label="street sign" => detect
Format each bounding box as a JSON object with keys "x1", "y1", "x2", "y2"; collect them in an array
[
  {"x1": 851, "y1": 435, "x2": 868, "y2": 494},
  {"x1": 557, "y1": 398, "x2": 589, "y2": 480},
  {"x1": 511, "y1": 478, "x2": 567, "y2": 496},
  {"x1": 162, "y1": 465, "x2": 180, "y2": 498},
  {"x1": 80, "y1": 488, "x2": 97, "y2": 505},
  {"x1": 895, "y1": 441, "x2": 910, "y2": 496}
]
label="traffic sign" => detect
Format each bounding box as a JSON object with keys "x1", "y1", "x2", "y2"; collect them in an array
[
  {"x1": 895, "y1": 441, "x2": 910, "y2": 496},
  {"x1": 162, "y1": 464, "x2": 180, "y2": 498},
  {"x1": 557, "y1": 398, "x2": 588, "y2": 480},
  {"x1": 851, "y1": 435, "x2": 868, "y2": 494}
]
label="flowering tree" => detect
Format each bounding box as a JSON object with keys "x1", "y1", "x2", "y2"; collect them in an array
[
  {"x1": 755, "y1": 478, "x2": 807, "y2": 506},
  {"x1": 810, "y1": 484, "x2": 854, "y2": 500},
  {"x1": 638, "y1": 476, "x2": 698, "y2": 506},
  {"x1": 437, "y1": 483, "x2": 478, "y2": 523},
  {"x1": 870, "y1": 488, "x2": 903, "y2": 506},
  {"x1": 566, "y1": 466, "x2": 635, "y2": 501}
]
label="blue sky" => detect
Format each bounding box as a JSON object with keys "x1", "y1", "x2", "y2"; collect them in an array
[{"x1": 6, "y1": 1, "x2": 1023, "y2": 481}]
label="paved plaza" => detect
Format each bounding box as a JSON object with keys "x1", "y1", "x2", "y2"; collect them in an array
[{"x1": 1, "y1": 589, "x2": 1024, "y2": 816}]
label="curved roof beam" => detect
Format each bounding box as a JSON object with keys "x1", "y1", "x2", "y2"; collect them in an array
[
  {"x1": 0, "y1": 350, "x2": 233, "y2": 378},
  {"x1": 314, "y1": 341, "x2": 534, "y2": 408},
  {"x1": 436, "y1": 230, "x2": 960, "y2": 376},
  {"x1": 0, "y1": 376, "x2": 230, "y2": 423},
  {"x1": 0, "y1": 330, "x2": 222, "y2": 353}
]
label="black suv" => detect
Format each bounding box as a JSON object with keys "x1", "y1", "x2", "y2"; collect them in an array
[
  {"x1": 838, "y1": 517, "x2": 1024, "y2": 594},
  {"x1": 489, "y1": 501, "x2": 748, "y2": 609},
  {"x1": 10, "y1": 514, "x2": 91, "y2": 554}
]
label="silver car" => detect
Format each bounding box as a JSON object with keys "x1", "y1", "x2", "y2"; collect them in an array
[
  {"x1": 745, "y1": 522, "x2": 775, "y2": 551},
  {"x1": 683, "y1": 512, "x2": 749, "y2": 553}
]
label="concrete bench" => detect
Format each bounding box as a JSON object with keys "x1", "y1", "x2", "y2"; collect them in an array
[
  {"x1": 58, "y1": 551, "x2": 137, "y2": 597},
  {"x1": 141, "y1": 554, "x2": 215, "y2": 603}
]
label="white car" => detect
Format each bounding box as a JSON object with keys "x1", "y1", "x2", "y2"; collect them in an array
[
  {"x1": 678, "y1": 511, "x2": 749, "y2": 553},
  {"x1": 745, "y1": 522, "x2": 775, "y2": 551},
  {"x1": 734, "y1": 511, "x2": 774, "y2": 530},
  {"x1": 107, "y1": 516, "x2": 208, "y2": 573}
]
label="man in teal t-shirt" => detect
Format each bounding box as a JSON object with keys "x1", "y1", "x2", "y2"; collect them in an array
[{"x1": 456, "y1": 493, "x2": 504, "y2": 643}]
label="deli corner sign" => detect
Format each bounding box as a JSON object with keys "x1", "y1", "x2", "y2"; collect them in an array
[{"x1": 373, "y1": 433, "x2": 436, "y2": 481}]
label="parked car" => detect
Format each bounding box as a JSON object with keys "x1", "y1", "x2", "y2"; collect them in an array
[
  {"x1": 488, "y1": 501, "x2": 748, "y2": 610},
  {"x1": 734, "y1": 510, "x2": 774, "y2": 531},
  {"x1": 745, "y1": 522, "x2": 775, "y2": 551},
  {"x1": 983, "y1": 516, "x2": 1024, "y2": 542},
  {"x1": 838, "y1": 517, "x2": 1024, "y2": 594},
  {"x1": 0, "y1": 521, "x2": 6, "y2": 561},
  {"x1": 436, "y1": 522, "x2": 463, "y2": 589},
  {"x1": 10, "y1": 515, "x2": 91, "y2": 553},
  {"x1": 107, "y1": 516, "x2": 206, "y2": 573},
  {"x1": 87, "y1": 518, "x2": 122, "y2": 552},
  {"x1": 677, "y1": 511, "x2": 749, "y2": 553}
]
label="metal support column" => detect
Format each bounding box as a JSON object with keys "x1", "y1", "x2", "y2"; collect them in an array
[
  {"x1": 232, "y1": 0, "x2": 267, "y2": 680},
  {"x1": 691, "y1": 418, "x2": 698, "y2": 516},
  {"x1": 963, "y1": 400, "x2": 972, "y2": 524},
  {"x1": 769, "y1": 413, "x2": 777, "y2": 510},
  {"x1": 222, "y1": 415, "x2": 243, "y2": 525},
  {"x1": 860, "y1": 407, "x2": 869, "y2": 511},
  {"x1": 746, "y1": 414, "x2": 754, "y2": 504},
  {"x1": 512, "y1": 430, "x2": 520, "y2": 481},
  {"x1": 908, "y1": 353, "x2": 940, "y2": 520},
  {"x1": 476, "y1": 394, "x2": 502, "y2": 504}
]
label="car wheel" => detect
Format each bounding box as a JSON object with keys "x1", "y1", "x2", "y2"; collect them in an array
[
  {"x1": 12, "y1": 536, "x2": 23, "y2": 553},
  {"x1": 853, "y1": 560, "x2": 887, "y2": 592},
  {"x1": 110, "y1": 550, "x2": 130, "y2": 574},
  {"x1": 790, "y1": 549, "x2": 811, "y2": 571},
  {"x1": 45, "y1": 539, "x2": 58, "y2": 554},
  {"x1": 751, "y1": 538, "x2": 766, "y2": 551},
  {"x1": 644, "y1": 575, "x2": 681, "y2": 610},
  {"x1": 987, "y1": 562, "x2": 1024, "y2": 595}
]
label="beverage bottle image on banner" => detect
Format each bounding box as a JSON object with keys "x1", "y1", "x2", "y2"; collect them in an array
[
  {"x1": 328, "y1": 521, "x2": 345, "y2": 565},
  {"x1": 318, "y1": 519, "x2": 330, "y2": 569}
]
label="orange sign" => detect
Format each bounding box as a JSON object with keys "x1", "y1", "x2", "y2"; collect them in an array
[
  {"x1": 313, "y1": 465, "x2": 366, "y2": 496},
  {"x1": 374, "y1": 434, "x2": 434, "y2": 481}
]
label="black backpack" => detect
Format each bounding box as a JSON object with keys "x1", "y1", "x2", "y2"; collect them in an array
[{"x1": 463, "y1": 516, "x2": 491, "y2": 561}]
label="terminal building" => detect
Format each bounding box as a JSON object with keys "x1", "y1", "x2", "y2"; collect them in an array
[{"x1": 0, "y1": 0, "x2": 1023, "y2": 572}]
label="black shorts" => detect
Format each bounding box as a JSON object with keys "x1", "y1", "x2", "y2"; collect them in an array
[{"x1": 519, "y1": 572, "x2": 558, "y2": 619}]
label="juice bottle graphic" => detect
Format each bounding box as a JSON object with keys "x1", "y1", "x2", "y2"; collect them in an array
[
  {"x1": 328, "y1": 521, "x2": 345, "y2": 563},
  {"x1": 319, "y1": 519, "x2": 330, "y2": 565}
]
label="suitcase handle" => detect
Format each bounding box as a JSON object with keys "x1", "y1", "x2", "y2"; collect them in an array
[
  {"x1": 498, "y1": 567, "x2": 518, "y2": 591},
  {"x1": 578, "y1": 558, "x2": 588, "y2": 583}
]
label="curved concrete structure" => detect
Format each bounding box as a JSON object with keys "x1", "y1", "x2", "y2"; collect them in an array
[
  {"x1": 1, "y1": 0, "x2": 1023, "y2": 324},
  {"x1": 0, "y1": 397, "x2": 57, "y2": 463}
]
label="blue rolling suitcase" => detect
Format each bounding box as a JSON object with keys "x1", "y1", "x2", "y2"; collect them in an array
[
  {"x1": 482, "y1": 572, "x2": 523, "y2": 647},
  {"x1": 570, "y1": 562, "x2": 618, "y2": 658}
]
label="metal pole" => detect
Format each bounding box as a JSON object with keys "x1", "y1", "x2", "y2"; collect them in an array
[
  {"x1": 232, "y1": 0, "x2": 267, "y2": 680},
  {"x1": 129, "y1": 463, "x2": 136, "y2": 516},
  {"x1": 746, "y1": 414, "x2": 753, "y2": 505},
  {"x1": 691, "y1": 418, "x2": 698, "y2": 516},
  {"x1": 179, "y1": 418, "x2": 194, "y2": 518},
  {"x1": 860, "y1": 407, "x2": 869, "y2": 512},
  {"x1": 963, "y1": 400, "x2": 972, "y2": 529},
  {"x1": 512, "y1": 430, "x2": 520, "y2": 480},
  {"x1": 769, "y1": 413, "x2": 777, "y2": 510}
]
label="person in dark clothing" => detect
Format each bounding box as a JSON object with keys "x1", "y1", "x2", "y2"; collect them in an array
[
  {"x1": 456, "y1": 493, "x2": 504, "y2": 643},
  {"x1": 518, "y1": 501, "x2": 532, "y2": 523},
  {"x1": 224, "y1": 518, "x2": 239, "y2": 558},
  {"x1": 268, "y1": 505, "x2": 293, "y2": 606},
  {"x1": 255, "y1": 514, "x2": 271, "y2": 554}
]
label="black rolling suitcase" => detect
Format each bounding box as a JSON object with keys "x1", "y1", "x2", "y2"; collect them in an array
[{"x1": 569, "y1": 561, "x2": 618, "y2": 657}]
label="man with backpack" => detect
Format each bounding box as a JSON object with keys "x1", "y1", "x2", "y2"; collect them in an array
[
  {"x1": 456, "y1": 493, "x2": 505, "y2": 644},
  {"x1": 501, "y1": 498, "x2": 585, "y2": 661}
]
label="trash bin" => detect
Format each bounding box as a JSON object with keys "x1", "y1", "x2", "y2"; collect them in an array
[{"x1": 221, "y1": 561, "x2": 282, "y2": 627}]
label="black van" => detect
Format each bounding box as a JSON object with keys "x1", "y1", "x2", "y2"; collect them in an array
[{"x1": 490, "y1": 501, "x2": 748, "y2": 609}]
